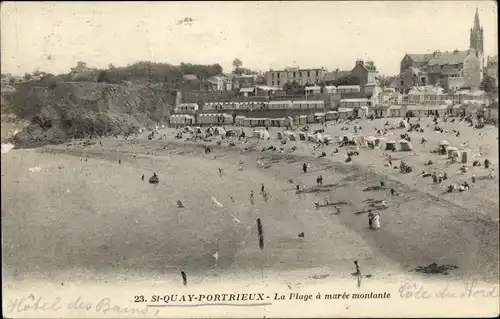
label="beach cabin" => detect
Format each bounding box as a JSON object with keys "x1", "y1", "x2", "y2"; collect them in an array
[
  {"x1": 277, "y1": 118, "x2": 287, "y2": 127},
  {"x1": 277, "y1": 131, "x2": 284, "y2": 139},
  {"x1": 388, "y1": 105, "x2": 404, "y2": 117},
  {"x1": 338, "y1": 108, "x2": 354, "y2": 119},
  {"x1": 170, "y1": 114, "x2": 194, "y2": 125},
  {"x1": 358, "y1": 106, "x2": 370, "y2": 118},
  {"x1": 385, "y1": 140, "x2": 397, "y2": 151},
  {"x1": 299, "y1": 132, "x2": 306, "y2": 141},
  {"x1": 305, "y1": 86, "x2": 321, "y2": 95},
  {"x1": 374, "y1": 104, "x2": 390, "y2": 118},
  {"x1": 336, "y1": 85, "x2": 361, "y2": 93},
  {"x1": 315, "y1": 113, "x2": 326, "y2": 123},
  {"x1": 285, "y1": 131, "x2": 297, "y2": 141},
  {"x1": 235, "y1": 115, "x2": 246, "y2": 126},
  {"x1": 264, "y1": 118, "x2": 272, "y2": 126},
  {"x1": 298, "y1": 115, "x2": 308, "y2": 125},
  {"x1": 243, "y1": 117, "x2": 252, "y2": 127},
  {"x1": 268, "y1": 101, "x2": 292, "y2": 110},
  {"x1": 447, "y1": 147, "x2": 460, "y2": 159},
  {"x1": 307, "y1": 114, "x2": 315, "y2": 123},
  {"x1": 447, "y1": 105, "x2": 462, "y2": 117},
  {"x1": 427, "y1": 105, "x2": 448, "y2": 117},
  {"x1": 326, "y1": 111, "x2": 338, "y2": 121},
  {"x1": 197, "y1": 113, "x2": 218, "y2": 125},
  {"x1": 399, "y1": 140, "x2": 414, "y2": 151},
  {"x1": 222, "y1": 113, "x2": 234, "y2": 124},
  {"x1": 176, "y1": 103, "x2": 199, "y2": 113}
]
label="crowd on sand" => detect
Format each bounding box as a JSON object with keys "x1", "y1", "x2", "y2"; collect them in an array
[{"x1": 125, "y1": 110, "x2": 495, "y2": 238}]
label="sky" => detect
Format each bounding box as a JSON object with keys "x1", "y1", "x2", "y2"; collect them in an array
[{"x1": 1, "y1": 1, "x2": 498, "y2": 77}]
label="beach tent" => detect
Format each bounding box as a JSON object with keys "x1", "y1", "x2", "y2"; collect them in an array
[
  {"x1": 261, "y1": 129, "x2": 271, "y2": 140},
  {"x1": 216, "y1": 127, "x2": 226, "y2": 136},
  {"x1": 385, "y1": 140, "x2": 397, "y2": 151},
  {"x1": 365, "y1": 136, "x2": 377, "y2": 147},
  {"x1": 447, "y1": 147, "x2": 460, "y2": 159},
  {"x1": 354, "y1": 135, "x2": 367, "y2": 147},
  {"x1": 322, "y1": 134, "x2": 333, "y2": 143},
  {"x1": 284, "y1": 131, "x2": 296, "y2": 140},
  {"x1": 299, "y1": 132, "x2": 306, "y2": 141},
  {"x1": 307, "y1": 133, "x2": 315, "y2": 141},
  {"x1": 374, "y1": 137, "x2": 386, "y2": 148},
  {"x1": 314, "y1": 133, "x2": 324, "y2": 143},
  {"x1": 461, "y1": 149, "x2": 470, "y2": 163},
  {"x1": 277, "y1": 131, "x2": 284, "y2": 139},
  {"x1": 439, "y1": 140, "x2": 450, "y2": 147},
  {"x1": 399, "y1": 140, "x2": 414, "y2": 151}
]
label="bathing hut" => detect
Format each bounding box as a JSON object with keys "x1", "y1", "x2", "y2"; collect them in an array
[
  {"x1": 307, "y1": 114, "x2": 315, "y2": 123},
  {"x1": 298, "y1": 115, "x2": 308, "y2": 125},
  {"x1": 307, "y1": 133, "x2": 315, "y2": 141},
  {"x1": 385, "y1": 140, "x2": 397, "y2": 151},
  {"x1": 326, "y1": 111, "x2": 338, "y2": 121},
  {"x1": 277, "y1": 131, "x2": 284, "y2": 139},
  {"x1": 399, "y1": 140, "x2": 414, "y2": 151},
  {"x1": 365, "y1": 136, "x2": 376, "y2": 147},
  {"x1": 338, "y1": 108, "x2": 354, "y2": 119},
  {"x1": 447, "y1": 147, "x2": 460, "y2": 159},
  {"x1": 315, "y1": 113, "x2": 326, "y2": 123},
  {"x1": 299, "y1": 132, "x2": 307, "y2": 141},
  {"x1": 461, "y1": 149, "x2": 469, "y2": 163}
]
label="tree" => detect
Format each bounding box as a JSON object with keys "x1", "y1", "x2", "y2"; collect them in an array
[
  {"x1": 108, "y1": 64, "x2": 115, "y2": 70},
  {"x1": 481, "y1": 74, "x2": 497, "y2": 93},
  {"x1": 283, "y1": 80, "x2": 304, "y2": 95},
  {"x1": 378, "y1": 75, "x2": 396, "y2": 88},
  {"x1": 232, "y1": 58, "x2": 242, "y2": 70},
  {"x1": 23, "y1": 73, "x2": 32, "y2": 81},
  {"x1": 97, "y1": 70, "x2": 109, "y2": 83},
  {"x1": 332, "y1": 75, "x2": 360, "y2": 86}
]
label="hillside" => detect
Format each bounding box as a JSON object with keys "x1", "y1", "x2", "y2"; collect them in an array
[{"x1": 3, "y1": 82, "x2": 177, "y2": 148}]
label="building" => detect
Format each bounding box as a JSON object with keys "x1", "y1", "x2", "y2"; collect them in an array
[
  {"x1": 207, "y1": 75, "x2": 232, "y2": 91},
  {"x1": 351, "y1": 60, "x2": 379, "y2": 87},
  {"x1": 339, "y1": 98, "x2": 369, "y2": 109},
  {"x1": 232, "y1": 74, "x2": 257, "y2": 90},
  {"x1": 265, "y1": 67, "x2": 327, "y2": 87},
  {"x1": 397, "y1": 8, "x2": 485, "y2": 94}
]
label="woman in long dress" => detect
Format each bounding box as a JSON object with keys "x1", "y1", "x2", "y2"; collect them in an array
[{"x1": 372, "y1": 213, "x2": 381, "y2": 230}]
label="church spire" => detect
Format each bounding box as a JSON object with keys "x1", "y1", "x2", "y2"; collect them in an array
[
  {"x1": 473, "y1": 6, "x2": 480, "y2": 31},
  {"x1": 470, "y1": 7, "x2": 483, "y2": 55}
]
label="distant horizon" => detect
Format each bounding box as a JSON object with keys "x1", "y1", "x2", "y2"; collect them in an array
[{"x1": 1, "y1": 1, "x2": 498, "y2": 77}]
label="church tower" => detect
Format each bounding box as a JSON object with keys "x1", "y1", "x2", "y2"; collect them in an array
[{"x1": 469, "y1": 7, "x2": 484, "y2": 79}]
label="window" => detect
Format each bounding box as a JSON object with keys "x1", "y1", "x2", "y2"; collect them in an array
[
  {"x1": 401, "y1": 80, "x2": 404, "y2": 86},
  {"x1": 293, "y1": 72, "x2": 297, "y2": 78},
  {"x1": 277, "y1": 73, "x2": 280, "y2": 78},
  {"x1": 307, "y1": 71, "x2": 310, "y2": 77},
  {"x1": 316, "y1": 70, "x2": 319, "y2": 76}
]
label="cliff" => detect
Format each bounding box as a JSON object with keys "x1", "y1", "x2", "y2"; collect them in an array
[{"x1": 3, "y1": 82, "x2": 177, "y2": 148}]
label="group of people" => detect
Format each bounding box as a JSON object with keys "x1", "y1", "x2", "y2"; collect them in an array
[{"x1": 368, "y1": 211, "x2": 381, "y2": 230}]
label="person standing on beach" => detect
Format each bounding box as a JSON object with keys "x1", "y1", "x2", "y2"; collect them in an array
[
  {"x1": 303, "y1": 163, "x2": 308, "y2": 173},
  {"x1": 250, "y1": 190, "x2": 254, "y2": 204},
  {"x1": 261, "y1": 183, "x2": 265, "y2": 194}
]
